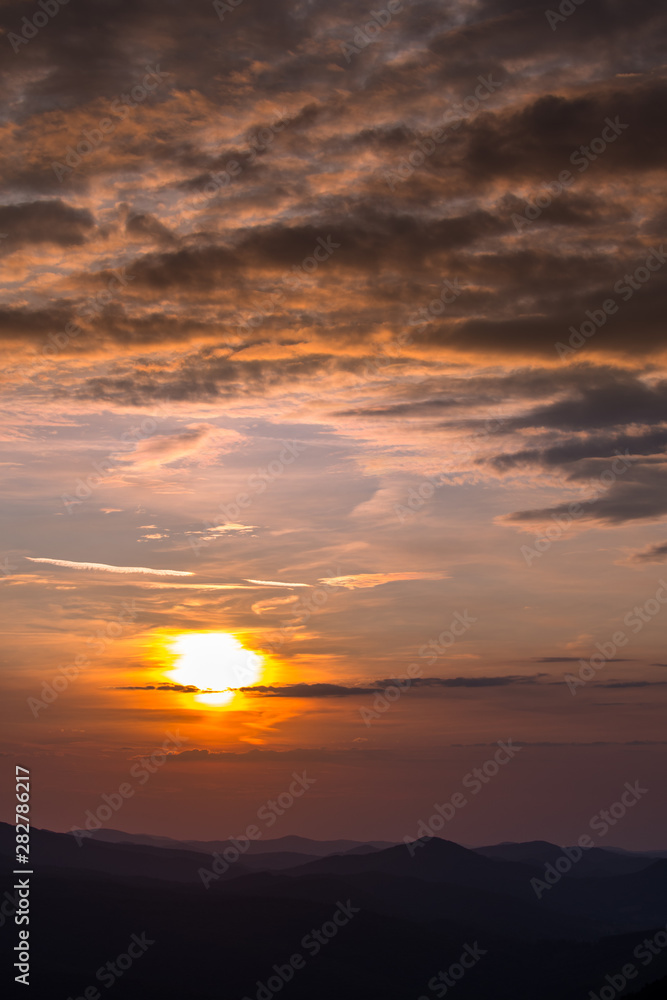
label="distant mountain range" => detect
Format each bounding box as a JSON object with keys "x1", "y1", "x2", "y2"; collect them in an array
[
  {"x1": 79, "y1": 826, "x2": 396, "y2": 856},
  {"x1": 2, "y1": 823, "x2": 666, "y2": 999}
]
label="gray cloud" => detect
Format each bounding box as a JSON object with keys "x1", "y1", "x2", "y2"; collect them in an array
[{"x1": 629, "y1": 541, "x2": 667, "y2": 563}]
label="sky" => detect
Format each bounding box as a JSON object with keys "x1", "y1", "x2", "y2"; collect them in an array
[{"x1": 1, "y1": 0, "x2": 666, "y2": 848}]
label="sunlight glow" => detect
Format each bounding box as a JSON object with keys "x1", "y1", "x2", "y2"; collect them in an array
[{"x1": 168, "y1": 632, "x2": 262, "y2": 707}]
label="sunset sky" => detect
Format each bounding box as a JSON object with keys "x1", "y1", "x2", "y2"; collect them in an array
[{"x1": 1, "y1": 0, "x2": 666, "y2": 848}]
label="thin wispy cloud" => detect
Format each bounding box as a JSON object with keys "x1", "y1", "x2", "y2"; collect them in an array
[
  {"x1": 25, "y1": 557, "x2": 192, "y2": 577},
  {"x1": 137, "y1": 582, "x2": 255, "y2": 590},
  {"x1": 319, "y1": 572, "x2": 447, "y2": 590}
]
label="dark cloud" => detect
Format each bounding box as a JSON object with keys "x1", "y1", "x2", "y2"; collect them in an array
[
  {"x1": 113, "y1": 683, "x2": 219, "y2": 692},
  {"x1": 238, "y1": 676, "x2": 546, "y2": 696},
  {"x1": 114, "y1": 676, "x2": 550, "y2": 698},
  {"x1": 171, "y1": 746, "x2": 388, "y2": 761},
  {"x1": 629, "y1": 541, "x2": 667, "y2": 563},
  {"x1": 535, "y1": 657, "x2": 633, "y2": 664},
  {"x1": 488, "y1": 429, "x2": 667, "y2": 474},
  {"x1": 504, "y1": 377, "x2": 667, "y2": 433},
  {"x1": 0, "y1": 200, "x2": 94, "y2": 250},
  {"x1": 125, "y1": 212, "x2": 177, "y2": 246},
  {"x1": 70, "y1": 353, "x2": 337, "y2": 403},
  {"x1": 2, "y1": 0, "x2": 667, "y2": 541},
  {"x1": 598, "y1": 681, "x2": 667, "y2": 689},
  {"x1": 505, "y1": 460, "x2": 667, "y2": 526},
  {"x1": 535, "y1": 657, "x2": 582, "y2": 663},
  {"x1": 238, "y1": 683, "x2": 377, "y2": 698},
  {"x1": 376, "y1": 675, "x2": 546, "y2": 688},
  {"x1": 460, "y1": 81, "x2": 667, "y2": 182}
]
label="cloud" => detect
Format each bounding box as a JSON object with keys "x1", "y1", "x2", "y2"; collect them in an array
[
  {"x1": 0, "y1": 200, "x2": 94, "y2": 251},
  {"x1": 499, "y1": 377, "x2": 667, "y2": 434},
  {"x1": 535, "y1": 657, "x2": 583, "y2": 663},
  {"x1": 597, "y1": 680, "x2": 667, "y2": 689},
  {"x1": 3, "y1": 0, "x2": 667, "y2": 774},
  {"x1": 488, "y1": 430, "x2": 667, "y2": 474},
  {"x1": 188, "y1": 523, "x2": 257, "y2": 538},
  {"x1": 628, "y1": 541, "x2": 667, "y2": 563},
  {"x1": 319, "y1": 572, "x2": 447, "y2": 589},
  {"x1": 535, "y1": 657, "x2": 634, "y2": 663},
  {"x1": 238, "y1": 683, "x2": 377, "y2": 698},
  {"x1": 133, "y1": 582, "x2": 256, "y2": 590},
  {"x1": 25, "y1": 557, "x2": 192, "y2": 577},
  {"x1": 392, "y1": 675, "x2": 546, "y2": 688},
  {"x1": 118, "y1": 424, "x2": 241, "y2": 469},
  {"x1": 503, "y1": 462, "x2": 667, "y2": 526},
  {"x1": 251, "y1": 594, "x2": 299, "y2": 616},
  {"x1": 125, "y1": 211, "x2": 177, "y2": 247},
  {"x1": 170, "y1": 746, "x2": 389, "y2": 761},
  {"x1": 112, "y1": 676, "x2": 547, "y2": 698},
  {"x1": 114, "y1": 683, "x2": 224, "y2": 692},
  {"x1": 236, "y1": 676, "x2": 546, "y2": 697}
]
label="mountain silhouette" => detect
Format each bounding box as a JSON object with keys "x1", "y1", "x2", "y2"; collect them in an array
[{"x1": 3, "y1": 823, "x2": 666, "y2": 1000}]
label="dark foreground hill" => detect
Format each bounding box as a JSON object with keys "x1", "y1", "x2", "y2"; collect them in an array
[
  {"x1": 629, "y1": 976, "x2": 667, "y2": 998},
  {"x1": 2, "y1": 824, "x2": 666, "y2": 1000}
]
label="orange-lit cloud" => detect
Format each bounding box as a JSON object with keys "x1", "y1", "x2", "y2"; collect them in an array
[{"x1": 25, "y1": 557, "x2": 192, "y2": 576}]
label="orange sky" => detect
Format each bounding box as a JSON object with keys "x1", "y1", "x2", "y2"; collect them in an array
[{"x1": 1, "y1": 0, "x2": 666, "y2": 846}]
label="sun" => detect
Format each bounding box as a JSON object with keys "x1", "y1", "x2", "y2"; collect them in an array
[{"x1": 167, "y1": 632, "x2": 263, "y2": 707}]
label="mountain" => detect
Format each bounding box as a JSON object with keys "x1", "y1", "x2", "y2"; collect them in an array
[
  {"x1": 474, "y1": 840, "x2": 658, "y2": 875},
  {"x1": 77, "y1": 826, "x2": 395, "y2": 855},
  {"x1": 288, "y1": 835, "x2": 667, "y2": 934},
  {"x1": 3, "y1": 824, "x2": 667, "y2": 1000},
  {"x1": 0, "y1": 821, "x2": 249, "y2": 884}
]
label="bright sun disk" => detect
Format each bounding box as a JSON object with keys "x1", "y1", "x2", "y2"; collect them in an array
[{"x1": 168, "y1": 632, "x2": 262, "y2": 706}]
